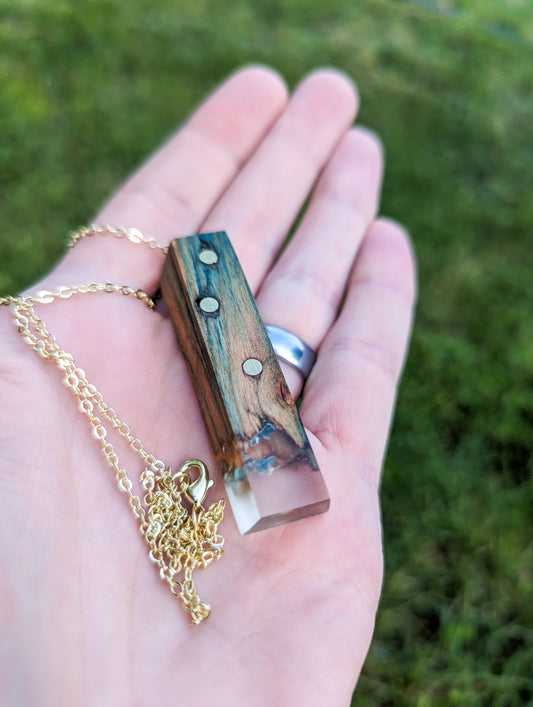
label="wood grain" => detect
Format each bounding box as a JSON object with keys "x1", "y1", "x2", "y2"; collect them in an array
[{"x1": 161, "y1": 231, "x2": 329, "y2": 534}]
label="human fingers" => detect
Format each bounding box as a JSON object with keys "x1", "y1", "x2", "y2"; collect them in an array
[
  {"x1": 301, "y1": 218, "x2": 416, "y2": 493},
  {"x1": 48, "y1": 66, "x2": 288, "y2": 291},
  {"x1": 200, "y1": 69, "x2": 358, "y2": 290},
  {"x1": 254, "y1": 127, "x2": 383, "y2": 397}
]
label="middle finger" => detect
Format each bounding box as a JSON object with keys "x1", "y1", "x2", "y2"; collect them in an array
[{"x1": 200, "y1": 69, "x2": 358, "y2": 290}]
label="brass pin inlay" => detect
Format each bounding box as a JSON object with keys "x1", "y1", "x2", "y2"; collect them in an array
[
  {"x1": 199, "y1": 249, "x2": 218, "y2": 265},
  {"x1": 242, "y1": 358, "x2": 263, "y2": 377},
  {"x1": 199, "y1": 296, "x2": 219, "y2": 313}
]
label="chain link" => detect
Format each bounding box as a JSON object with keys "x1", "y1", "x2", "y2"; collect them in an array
[
  {"x1": 67, "y1": 223, "x2": 169, "y2": 254},
  {"x1": 1, "y1": 226, "x2": 224, "y2": 624},
  {"x1": 2, "y1": 283, "x2": 156, "y2": 309}
]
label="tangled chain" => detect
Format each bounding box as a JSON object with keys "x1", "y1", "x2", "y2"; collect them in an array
[
  {"x1": 143, "y1": 466, "x2": 225, "y2": 621},
  {"x1": 0, "y1": 226, "x2": 225, "y2": 624}
]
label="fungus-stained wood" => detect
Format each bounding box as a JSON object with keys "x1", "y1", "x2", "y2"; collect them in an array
[{"x1": 161, "y1": 231, "x2": 329, "y2": 534}]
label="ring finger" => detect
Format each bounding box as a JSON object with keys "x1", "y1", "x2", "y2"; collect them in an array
[{"x1": 255, "y1": 127, "x2": 384, "y2": 397}]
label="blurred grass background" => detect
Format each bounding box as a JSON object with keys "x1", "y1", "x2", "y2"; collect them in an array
[{"x1": 1, "y1": 0, "x2": 532, "y2": 703}]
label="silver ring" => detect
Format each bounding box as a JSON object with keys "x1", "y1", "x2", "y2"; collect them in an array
[{"x1": 266, "y1": 325, "x2": 316, "y2": 379}]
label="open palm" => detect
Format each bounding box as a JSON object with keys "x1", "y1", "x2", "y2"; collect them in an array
[{"x1": 0, "y1": 67, "x2": 415, "y2": 706}]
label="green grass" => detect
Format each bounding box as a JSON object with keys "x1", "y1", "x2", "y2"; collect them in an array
[{"x1": 1, "y1": 0, "x2": 532, "y2": 703}]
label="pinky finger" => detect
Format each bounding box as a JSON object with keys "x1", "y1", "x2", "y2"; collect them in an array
[{"x1": 301, "y1": 218, "x2": 417, "y2": 493}]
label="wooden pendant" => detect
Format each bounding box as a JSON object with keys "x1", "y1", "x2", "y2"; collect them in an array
[{"x1": 161, "y1": 232, "x2": 329, "y2": 534}]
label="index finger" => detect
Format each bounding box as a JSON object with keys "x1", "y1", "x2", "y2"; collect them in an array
[{"x1": 52, "y1": 66, "x2": 288, "y2": 291}]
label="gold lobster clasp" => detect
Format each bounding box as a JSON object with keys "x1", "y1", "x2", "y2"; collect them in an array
[{"x1": 180, "y1": 459, "x2": 214, "y2": 506}]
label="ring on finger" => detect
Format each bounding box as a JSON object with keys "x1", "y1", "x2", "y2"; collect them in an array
[{"x1": 266, "y1": 325, "x2": 316, "y2": 379}]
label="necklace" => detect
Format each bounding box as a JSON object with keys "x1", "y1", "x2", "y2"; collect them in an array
[{"x1": 1, "y1": 225, "x2": 225, "y2": 625}]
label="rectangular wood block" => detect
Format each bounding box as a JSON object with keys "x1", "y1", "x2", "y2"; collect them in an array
[{"x1": 161, "y1": 232, "x2": 329, "y2": 534}]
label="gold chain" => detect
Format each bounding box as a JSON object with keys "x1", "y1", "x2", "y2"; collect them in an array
[
  {"x1": 1, "y1": 282, "x2": 157, "y2": 308},
  {"x1": 67, "y1": 223, "x2": 169, "y2": 253},
  {"x1": 0, "y1": 225, "x2": 225, "y2": 625}
]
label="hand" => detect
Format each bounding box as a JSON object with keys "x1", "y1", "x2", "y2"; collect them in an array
[{"x1": 0, "y1": 67, "x2": 415, "y2": 706}]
